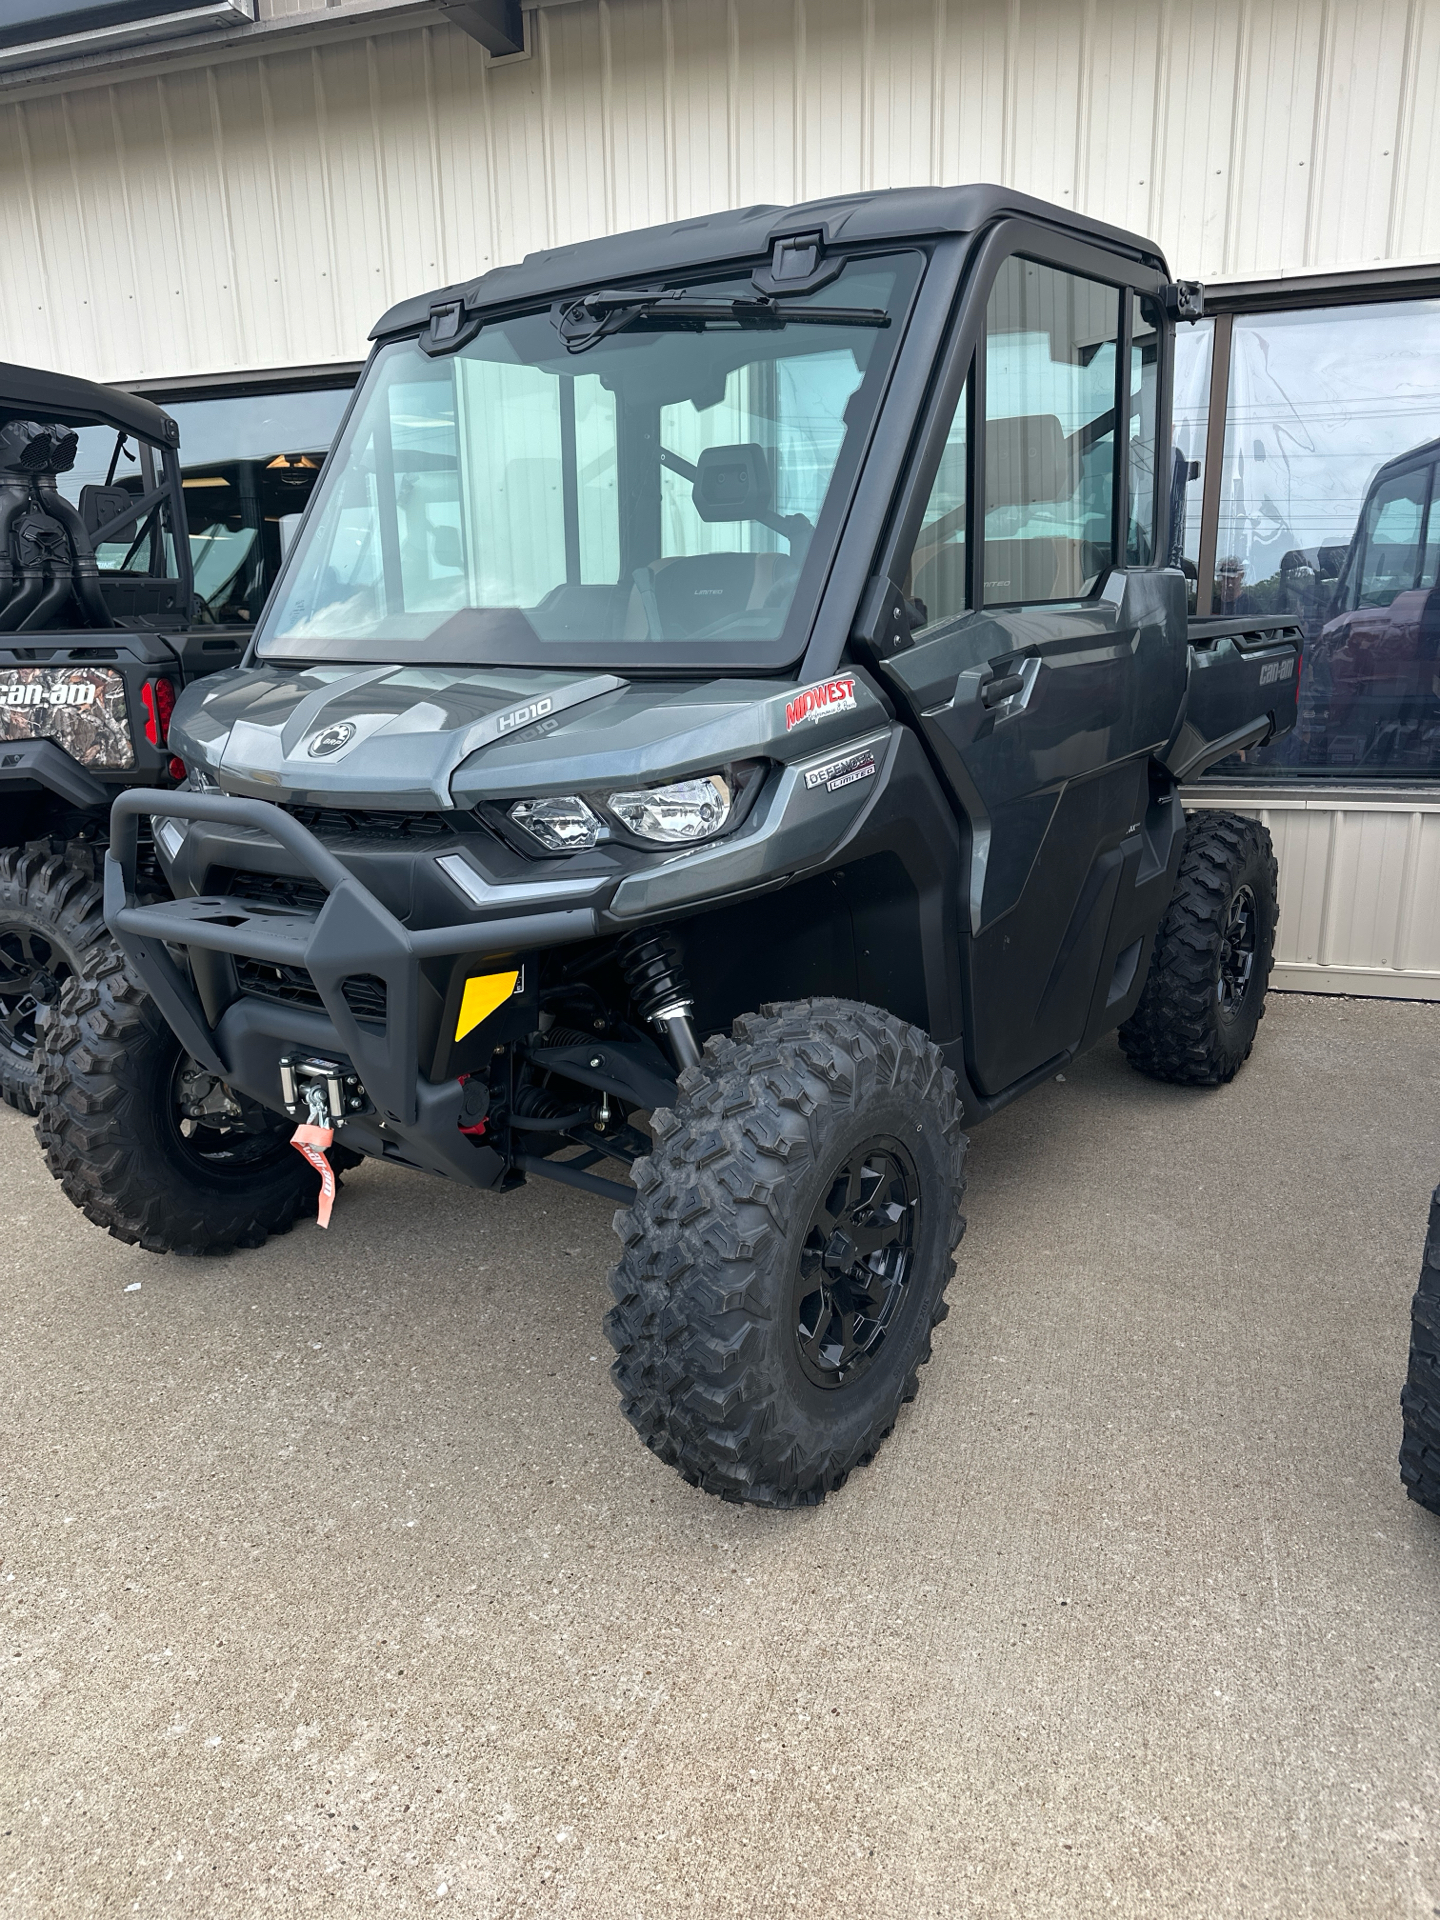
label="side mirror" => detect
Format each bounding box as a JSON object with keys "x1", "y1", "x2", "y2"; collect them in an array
[
  {"x1": 431, "y1": 522, "x2": 463, "y2": 569},
  {"x1": 691, "y1": 443, "x2": 773, "y2": 523}
]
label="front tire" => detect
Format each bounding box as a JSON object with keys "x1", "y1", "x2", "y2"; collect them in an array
[
  {"x1": 36, "y1": 948, "x2": 331, "y2": 1255},
  {"x1": 605, "y1": 999, "x2": 968, "y2": 1508},
  {"x1": 1119, "y1": 810, "x2": 1278, "y2": 1087},
  {"x1": 1401, "y1": 1183, "x2": 1440, "y2": 1517}
]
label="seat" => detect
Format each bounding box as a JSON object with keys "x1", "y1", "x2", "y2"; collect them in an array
[{"x1": 621, "y1": 551, "x2": 796, "y2": 639}]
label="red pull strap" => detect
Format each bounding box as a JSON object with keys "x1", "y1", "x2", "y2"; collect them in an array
[{"x1": 291, "y1": 1122, "x2": 336, "y2": 1228}]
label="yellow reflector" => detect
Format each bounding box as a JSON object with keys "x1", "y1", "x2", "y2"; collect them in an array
[{"x1": 455, "y1": 970, "x2": 520, "y2": 1041}]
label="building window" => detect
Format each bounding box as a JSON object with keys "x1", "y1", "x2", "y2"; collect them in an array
[
  {"x1": 165, "y1": 387, "x2": 353, "y2": 624},
  {"x1": 1208, "y1": 298, "x2": 1440, "y2": 778},
  {"x1": 67, "y1": 383, "x2": 354, "y2": 627}
]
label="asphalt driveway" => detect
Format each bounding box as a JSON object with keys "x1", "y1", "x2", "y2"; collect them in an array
[{"x1": 2, "y1": 992, "x2": 1438, "y2": 1917}]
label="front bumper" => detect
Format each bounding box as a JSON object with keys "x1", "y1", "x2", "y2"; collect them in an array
[{"x1": 104, "y1": 789, "x2": 603, "y2": 1184}]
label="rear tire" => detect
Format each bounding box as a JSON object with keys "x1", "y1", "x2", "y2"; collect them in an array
[
  {"x1": 605, "y1": 999, "x2": 967, "y2": 1508},
  {"x1": 1401, "y1": 1184, "x2": 1440, "y2": 1517},
  {"x1": 35, "y1": 947, "x2": 331, "y2": 1255},
  {"x1": 0, "y1": 849, "x2": 108, "y2": 1115},
  {"x1": 1119, "y1": 810, "x2": 1278, "y2": 1087}
]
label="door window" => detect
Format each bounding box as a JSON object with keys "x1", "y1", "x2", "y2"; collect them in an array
[
  {"x1": 1353, "y1": 466, "x2": 1429, "y2": 608},
  {"x1": 1127, "y1": 294, "x2": 1163, "y2": 566},
  {"x1": 1421, "y1": 469, "x2": 1440, "y2": 591},
  {"x1": 982, "y1": 257, "x2": 1119, "y2": 604},
  {"x1": 906, "y1": 379, "x2": 968, "y2": 630}
]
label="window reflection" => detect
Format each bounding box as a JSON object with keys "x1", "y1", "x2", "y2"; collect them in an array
[
  {"x1": 1210, "y1": 299, "x2": 1440, "y2": 776},
  {"x1": 1172, "y1": 316, "x2": 1212, "y2": 602},
  {"x1": 64, "y1": 385, "x2": 354, "y2": 626}
]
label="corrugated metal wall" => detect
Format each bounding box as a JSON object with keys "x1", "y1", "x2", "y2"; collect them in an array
[
  {"x1": 3, "y1": 0, "x2": 1440, "y2": 385},
  {"x1": 1186, "y1": 787, "x2": 1440, "y2": 998}
]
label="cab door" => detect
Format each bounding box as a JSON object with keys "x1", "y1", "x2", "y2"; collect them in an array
[{"x1": 869, "y1": 234, "x2": 1187, "y2": 1096}]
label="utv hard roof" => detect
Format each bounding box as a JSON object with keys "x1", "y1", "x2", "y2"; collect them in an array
[
  {"x1": 371, "y1": 182, "x2": 1170, "y2": 340},
  {"x1": 0, "y1": 359, "x2": 179, "y2": 449},
  {"x1": 1367, "y1": 432, "x2": 1440, "y2": 481}
]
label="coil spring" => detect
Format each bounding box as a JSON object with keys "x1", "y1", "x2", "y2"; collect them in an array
[
  {"x1": 617, "y1": 926, "x2": 692, "y2": 1023},
  {"x1": 512, "y1": 1082, "x2": 584, "y2": 1124},
  {"x1": 533, "y1": 1025, "x2": 596, "y2": 1050}
]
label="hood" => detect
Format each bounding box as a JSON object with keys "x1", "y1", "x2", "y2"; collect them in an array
[
  {"x1": 170, "y1": 663, "x2": 888, "y2": 809},
  {"x1": 170, "y1": 664, "x2": 627, "y2": 809}
]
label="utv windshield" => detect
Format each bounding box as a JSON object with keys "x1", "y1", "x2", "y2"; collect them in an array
[{"x1": 257, "y1": 253, "x2": 920, "y2": 668}]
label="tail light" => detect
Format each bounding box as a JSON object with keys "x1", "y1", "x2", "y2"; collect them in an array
[
  {"x1": 141, "y1": 677, "x2": 176, "y2": 747},
  {"x1": 168, "y1": 756, "x2": 186, "y2": 781}
]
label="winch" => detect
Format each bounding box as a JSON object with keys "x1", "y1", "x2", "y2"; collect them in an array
[{"x1": 278, "y1": 1053, "x2": 366, "y2": 1127}]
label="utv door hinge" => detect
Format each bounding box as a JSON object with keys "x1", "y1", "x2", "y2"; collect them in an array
[
  {"x1": 1164, "y1": 280, "x2": 1205, "y2": 321},
  {"x1": 752, "y1": 229, "x2": 844, "y2": 298},
  {"x1": 421, "y1": 298, "x2": 483, "y2": 356},
  {"x1": 850, "y1": 575, "x2": 924, "y2": 663}
]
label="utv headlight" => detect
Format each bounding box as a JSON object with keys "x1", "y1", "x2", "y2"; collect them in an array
[
  {"x1": 605, "y1": 774, "x2": 732, "y2": 845},
  {"x1": 508, "y1": 793, "x2": 602, "y2": 852}
]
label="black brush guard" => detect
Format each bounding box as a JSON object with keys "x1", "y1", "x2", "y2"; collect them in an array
[{"x1": 104, "y1": 789, "x2": 600, "y2": 1138}]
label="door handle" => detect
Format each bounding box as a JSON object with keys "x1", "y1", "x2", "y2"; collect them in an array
[{"x1": 981, "y1": 672, "x2": 1026, "y2": 707}]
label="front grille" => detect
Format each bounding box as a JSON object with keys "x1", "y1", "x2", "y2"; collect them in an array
[
  {"x1": 234, "y1": 957, "x2": 387, "y2": 1028},
  {"x1": 341, "y1": 973, "x2": 387, "y2": 1022},
  {"x1": 237, "y1": 957, "x2": 323, "y2": 1010},
  {"x1": 282, "y1": 804, "x2": 454, "y2": 841},
  {"x1": 223, "y1": 869, "x2": 329, "y2": 915}
]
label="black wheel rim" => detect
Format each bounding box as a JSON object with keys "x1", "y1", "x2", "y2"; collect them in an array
[
  {"x1": 794, "y1": 1139, "x2": 920, "y2": 1391},
  {"x1": 1217, "y1": 884, "x2": 1257, "y2": 1018},
  {"x1": 0, "y1": 925, "x2": 72, "y2": 1066},
  {"x1": 165, "y1": 1052, "x2": 295, "y2": 1175}
]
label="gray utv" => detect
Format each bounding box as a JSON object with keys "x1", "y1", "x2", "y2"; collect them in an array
[
  {"x1": 37, "y1": 186, "x2": 1300, "y2": 1507},
  {"x1": 0, "y1": 365, "x2": 249, "y2": 1113}
]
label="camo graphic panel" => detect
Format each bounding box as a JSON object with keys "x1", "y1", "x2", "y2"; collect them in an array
[{"x1": 0, "y1": 668, "x2": 135, "y2": 769}]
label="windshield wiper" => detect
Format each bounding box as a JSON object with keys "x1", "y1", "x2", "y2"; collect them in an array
[{"x1": 554, "y1": 286, "x2": 890, "y2": 353}]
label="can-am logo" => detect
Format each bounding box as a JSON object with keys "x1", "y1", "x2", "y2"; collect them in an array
[
  {"x1": 496, "y1": 697, "x2": 554, "y2": 735},
  {"x1": 3, "y1": 680, "x2": 94, "y2": 708},
  {"x1": 785, "y1": 676, "x2": 856, "y2": 730},
  {"x1": 307, "y1": 721, "x2": 355, "y2": 756}
]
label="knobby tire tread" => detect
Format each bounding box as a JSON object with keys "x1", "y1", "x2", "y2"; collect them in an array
[
  {"x1": 1401, "y1": 1185, "x2": 1440, "y2": 1516},
  {"x1": 1119, "y1": 810, "x2": 1278, "y2": 1087},
  {"x1": 0, "y1": 847, "x2": 108, "y2": 1115},
  {"x1": 605, "y1": 998, "x2": 967, "y2": 1508},
  {"x1": 35, "y1": 944, "x2": 326, "y2": 1256}
]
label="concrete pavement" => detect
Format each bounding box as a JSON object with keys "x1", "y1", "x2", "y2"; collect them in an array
[{"x1": 2, "y1": 991, "x2": 1438, "y2": 1917}]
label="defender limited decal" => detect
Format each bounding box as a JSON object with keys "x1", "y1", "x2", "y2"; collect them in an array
[
  {"x1": 1258, "y1": 657, "x2": 1294, "y2": 687},
  {"x1": 785, "y1": 676, "x2": 856, "y2": 730},
  {"x1": 804, "y1": 749, "x2": 877, "y2": 794}
]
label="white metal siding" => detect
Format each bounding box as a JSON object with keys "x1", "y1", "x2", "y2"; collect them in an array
[
  {"x1": 1184, "y1": 787, "x2": 1440, "y2": 999},
  {"x1": 3, "y1": 0, "x2": 1440, "y2": 384}
]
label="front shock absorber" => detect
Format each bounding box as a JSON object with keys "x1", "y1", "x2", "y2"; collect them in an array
[{"x1": 617, "y1": 927, "x2": 703, "y2": 1072}]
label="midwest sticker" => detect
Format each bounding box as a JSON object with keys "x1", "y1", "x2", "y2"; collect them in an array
[
  {"x1": 785, "y1": 676, "x2": 857, "y2": 730},
  {"x1": 804, "y1": 749, "x2": 878, "y2": 794}
]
